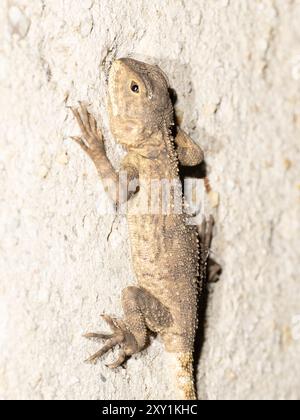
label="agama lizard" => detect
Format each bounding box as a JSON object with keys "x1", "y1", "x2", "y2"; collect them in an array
[{"x1": 70, "y1": 58, "x2": 216, "y2": 400}]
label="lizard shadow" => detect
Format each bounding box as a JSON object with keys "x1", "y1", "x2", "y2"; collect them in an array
[{"x1": 194, "y1": 258, "x2": 222, "y2": 390}]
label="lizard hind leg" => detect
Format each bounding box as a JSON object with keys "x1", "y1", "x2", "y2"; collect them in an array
[
  {"x1": 84, "y1": 286, "x2": 172, "y2": 368},
  {"x1": 121, "y1": 285, "x2": 173, "y2": 338},
  {"x1": 198, "y1": 215, "x2": 222, "y2": 283}
]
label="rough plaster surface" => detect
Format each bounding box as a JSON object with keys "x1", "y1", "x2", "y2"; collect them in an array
[{"x1": 0, "y1": 0, "x2": 300, "y2": 400}]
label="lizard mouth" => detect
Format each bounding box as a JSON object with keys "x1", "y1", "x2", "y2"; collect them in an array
[
  {"x1": 107, "y1": 59, "x2": 124, "y2": 116},
  {"x1": 107, "y1": 60, "x2": 118, "y2": 90},
  {"x1": 106, "y1": 58, "x2": 124, "y2": 85}
]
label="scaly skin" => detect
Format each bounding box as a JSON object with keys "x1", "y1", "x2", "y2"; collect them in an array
[{"x1": 70, "y1": 58, "x2": 214, "y2": 400}]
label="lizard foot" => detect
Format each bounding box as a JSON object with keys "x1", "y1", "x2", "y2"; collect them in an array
[
  {"x1": 199, "y1": 214, "x2": 214, "y2": 250},
  {"x1": 70, "y1": 102, "x2": 104, "y2": 158},
  {"x1": 199, "y1": 215, "x2": 222, "y2": 283},
  {"x1": 83, "y1": 314, "x2": 138, "y2": 368}
]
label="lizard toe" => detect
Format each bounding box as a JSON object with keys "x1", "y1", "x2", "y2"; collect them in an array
[
  {"x1": 83, "y1": 314, "x2": 140, "y2": 365},
  {"x1": 105, "y1": 350, "x2": 127, "y2": 369},
  {"x1": 84, "y1": 332, "x2": 124, "y2": 364}
]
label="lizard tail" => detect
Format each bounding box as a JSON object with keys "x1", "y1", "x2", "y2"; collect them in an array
[{"x1": 168, "y1": 352, "x2": 197, "y2": 400}]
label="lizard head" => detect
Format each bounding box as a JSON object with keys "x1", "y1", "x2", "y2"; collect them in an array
[{"x1": 107, "y1": 58, "x2": 173, "y2": 148}]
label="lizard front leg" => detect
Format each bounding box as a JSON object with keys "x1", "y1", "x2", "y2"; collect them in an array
[
  {"x1": 175, "y1": 128, "x2": 204, "y2": 167},
  {"x1": 84, "y1": 286, "x2": 172, "y2": 368},
  {"x1": 176, "y1": 129, "x2": 217, "y2": 199},
  {"x1": 70, "y1": 103, "x2": 138, "y2": 205}
]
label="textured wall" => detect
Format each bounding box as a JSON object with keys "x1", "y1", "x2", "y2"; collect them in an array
[{"x1": 1, "y1": 0, "x2": 300, "y2": 400}]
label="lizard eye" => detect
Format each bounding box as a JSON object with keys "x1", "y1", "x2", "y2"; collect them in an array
[{"x1": 130, "y1": 81, "x2": 139, "y2": 93}]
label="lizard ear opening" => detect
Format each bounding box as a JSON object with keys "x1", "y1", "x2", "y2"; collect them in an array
[{"x1": 130, "y1": 81, "x2": 139, "y2": 93}]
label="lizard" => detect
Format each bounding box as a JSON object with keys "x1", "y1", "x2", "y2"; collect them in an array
[{"x1": 70, "y1": 58, "x2": 217, "y2": 400}]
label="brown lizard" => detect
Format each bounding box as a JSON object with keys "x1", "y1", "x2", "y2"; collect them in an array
[{"x1": 70, "y1": 58, "x2": 216, "y2": 400}]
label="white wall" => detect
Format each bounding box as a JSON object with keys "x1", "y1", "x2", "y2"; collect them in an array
[{"x1": 1, "y1": 0, "x2": 300, "y2": 400}]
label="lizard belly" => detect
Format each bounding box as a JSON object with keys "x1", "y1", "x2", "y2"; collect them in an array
[
  {"x1": 127, "y1": 214, "x2": 199, "y2": 352},
  {"x1": 128, "y1": 214, "x2": 199, "y2": 281}
]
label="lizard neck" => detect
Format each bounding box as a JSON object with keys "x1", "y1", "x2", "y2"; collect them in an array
[{"x1": 128, "y1": 124, "x2": 179, "y2": 178}]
